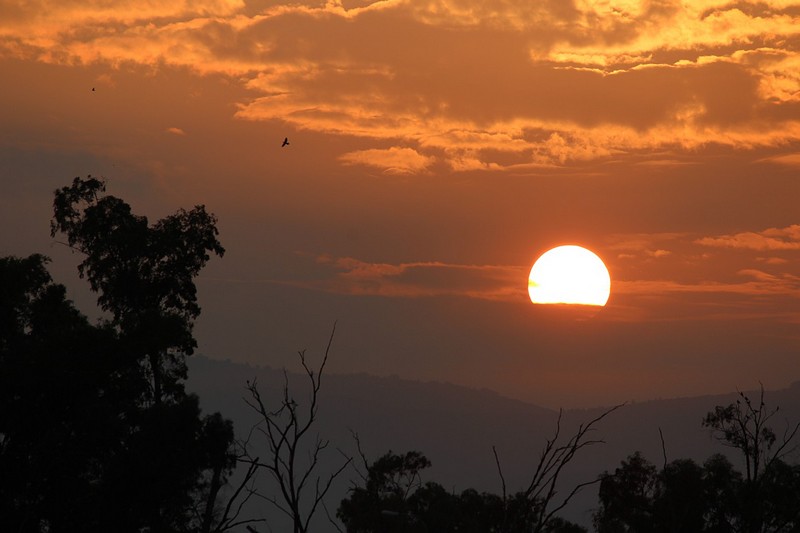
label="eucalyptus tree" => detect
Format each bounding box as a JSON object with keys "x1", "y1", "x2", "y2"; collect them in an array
[
  {"x1": 0, "y1": 177, "x2": 246, "y2": 532},
  {"x1": 51, "y1": 175, "x2": 225, "y2": 404}
]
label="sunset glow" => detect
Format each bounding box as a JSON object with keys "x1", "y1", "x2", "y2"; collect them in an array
[{"x1": 2, "y1": 0, "x2": 800, "y2": 408}]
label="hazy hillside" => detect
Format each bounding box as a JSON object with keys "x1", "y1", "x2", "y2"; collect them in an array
[{"x1": 187, "y1": 355, "x2": 800, "y2": 531}]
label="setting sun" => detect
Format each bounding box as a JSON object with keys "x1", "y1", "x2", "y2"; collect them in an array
[{"x1": 528, "y1": 245, "x2": 611, "y2": 306}]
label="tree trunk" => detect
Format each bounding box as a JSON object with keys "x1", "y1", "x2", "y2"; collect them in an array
[
  {"x1": 201, "y1": 464, "x2": 223, "y2": 533},
  {"x1": 150, "y1": 352, "x2": 162, "y2": 404}
]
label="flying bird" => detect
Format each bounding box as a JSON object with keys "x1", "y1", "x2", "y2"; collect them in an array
[{"x1": 282, "y1": 137, "x2": 290, "y2": 147}]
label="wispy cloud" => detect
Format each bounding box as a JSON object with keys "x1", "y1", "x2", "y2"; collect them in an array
[
  {"x1": 759, "y1": 153, "x2": 800, "y2": 167},
  {"x1": 339, "y1": 146, "x2": 436, "y2": 174},
  {"x1": 198, "y1": 238, "x2": 800, "y2": 324},
  {"x1": 305, "y1": 255, "x2": 528, "y2": 301},
  {"x1": 295, "y1": 240, "x2": 800, "y2": 303},
  {"x1": 608, "y1": 232, "x2": 685, "y2": 260},
  {"x1": 696, "y1": 225, "x2": 800, "y2": 251},
  {"x1": 602, "y1": 225, "x2": 800, "y2": 322},
  {"x1": 615, "y1": 271, "x2": 800, "y2": 298}
]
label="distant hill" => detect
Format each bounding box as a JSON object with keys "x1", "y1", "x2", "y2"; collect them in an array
[{"x1": 187, "y1": 355, "x2": 800, "y2": 531}]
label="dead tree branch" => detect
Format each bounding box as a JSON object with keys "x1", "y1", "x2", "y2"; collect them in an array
[
  {"x1": 495, "y1": 403, "x2": 624, "y2": 533},
  {"x1": 240, "y1": 323, "x2": 352, "y2": 533}
]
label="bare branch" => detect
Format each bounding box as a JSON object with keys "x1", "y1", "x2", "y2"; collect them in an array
[
  {"x1": 507, "y1": 402, "x2": 624, "y2": 532},
  {"x1": 237, "y1": 323, "x2": 349, "y2": 533},
  {"x1": 349, "y1": 430, "x2": 370, "y2": 485},
  {"x1": 541, "y1": 476, "x2": 604, "y2": 527},
  {"x1": 215, "y1": 458, "x2": 261, "y2": 532},
  {"x1": 492, "y1": 445, "x2": 508, "y2": 503},
  {"x1": 322, "y1": 499, "x2": 346, "y2": 533}
]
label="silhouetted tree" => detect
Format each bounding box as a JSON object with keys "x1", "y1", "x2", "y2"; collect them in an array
[
  {"x1": 0, "y1": 254, "x2": 123, "y2": 531},
  {"x1": 703, "y1": 386, "x2": 800, "y2": 533},
  {"x1": 594, "y1": 452, "x2": 657, "y2": 533},
  {"x1": 340, "y1": 404, "x2": 616, "y2": 532},
  {"x1": 703, "y1": 386, "x2": 798, "y2": 486},
  {"x1": 241, "y1": 324, "x2": 351, "y2": 533},
  {"x1": 653, "y1": 458, "x2": 707, "y2": 532},
  {"x1": 337, "y1": 447, "x2": 588, "y2": 533},
  {"x1": 338, "y1": 449, "x2": 433, "y2": 532},
  {"x1": 702, "y1": 453, "x2": 742, "y2": 532},
  {"x1": 51, "y1": 175, "x2": 225, "y2": 404},
  {"x1": 595, "y1": 389, "x2": 800, "y2": 533},
  {"x1": 0, "y1": 177, "x2": 242, "y2": 532},
  {"x1": 544, "y1": 517, "x2": 591, "y2": 532},
  {"x1": 456, "y1": 488, "x2": 506, "y2": 533},
  {"x1": 195, "y1": 412, "x2": 256, "y2": 533}
]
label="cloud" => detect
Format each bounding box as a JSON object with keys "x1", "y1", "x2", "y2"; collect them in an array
[
  {"x1": 614, "y1": 272, "x2": 800, "y2": 298},
  {"x1": 603, "y1": 227, "x2": 800, "y2": 322},
  {"x1": 632, "y1": 158, "x2": 698, "y2": 167},
  {"x1": 339, "y1": 146, "x2": 436, "y2": 174},
  {"x1": 759, "y1": 153, "x2": 800, "y2": 167},
  {"x1": 2, "y1": 0, "x2": 800, "y2": 170},
  {"x1": 206, "y1": 241, "x2": 800, "y2": 323},
  {"x1": 696, "y1": 225, "x2": 800, "y2": 251},
  {"x1": 607, "y1": 232, "x2": 685, "y2": 258},
  {"x1": 166, "y1": 127, "x2": 186, "y2": 135},
  {"x1": 616, "y1": 247, "x2": 672, "y2": 260},
  {"x1": 737, "y1": 268, "x2": 800, "y2": 294},
  {"x1": 0, "y1": 0, "x2": 245, "y2": 49},
  {"x1": 245, "y1": 249, "x2": 800, "y2": 327},
  {"x1": 757, "y1": 256, "x2": 789, "y2": 265},
  {"x1": 647, "y1": 249, "x2": 671, "y2": 258},
  {"x1": 306, "y1": 255, "x2": 528, "y2": 301}
]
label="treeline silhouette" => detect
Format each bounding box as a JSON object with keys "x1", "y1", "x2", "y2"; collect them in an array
[
  {"x1": 1, "y1": 177, "x2": 798, "y2": 532},
  {"x1": 594, "y1": 389, "x2": 800, "y2": 533}
]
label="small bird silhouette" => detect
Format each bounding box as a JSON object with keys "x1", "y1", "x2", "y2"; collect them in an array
[
  {"x1": 281, "y1": 137, "x2": 290, "y2": 147},
  {"x1": 91, "y1": 87, "x2": 95, "y2": 92}
]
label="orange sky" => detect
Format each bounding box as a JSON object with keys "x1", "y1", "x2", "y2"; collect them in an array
[{"x1": 2, "y1": 0, "x2": 800, "y2": 407}]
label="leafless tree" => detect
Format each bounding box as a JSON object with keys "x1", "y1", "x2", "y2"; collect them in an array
[
  {"x1": 240, "y1": 324, "x2": 352, "y2": 533},
  {"x1": 493, "y1": 403, "x2": 624, "y2": 533}
]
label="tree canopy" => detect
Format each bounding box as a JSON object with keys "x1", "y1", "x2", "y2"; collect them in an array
[
  {"x1": 595, "y1": 389, "x2": 800, "y2": 533},
  {"x1": 0, "y1": 177, "x2": 235, "y2": 532},
  {"x1": 338, "y1": 449, "x2": 589, "y2": 533},
  {"x1": 51, "y1": 175, "x2": 225, "y2": 403}
]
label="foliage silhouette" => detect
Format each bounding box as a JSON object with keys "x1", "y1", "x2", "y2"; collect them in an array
[
  {"x1": 337, "y1": 405, "x2": 622, "y2": 532},
  {"x1": 0, "y1": 254, "x2": 125, "y2": 531},
  {"x1": 0, "y1": 177, "x2": 245, "y2": 532},
  {"x1": 703, "y1": 386, "x2": 800, "y2": 533},
  {"x1": 595, "y1": 389, "x2": 800, "y2": 533},
  {"x1": 337, "y1": 447, "x2": 590, "y2": 533},
  {"x1": 51, "y1": 175, "x2": 225, "y2": 403}
]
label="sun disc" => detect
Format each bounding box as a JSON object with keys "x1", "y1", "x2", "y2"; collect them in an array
[{"x1": 528, "y1": 245, "x2": 611, "y2": 306}]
